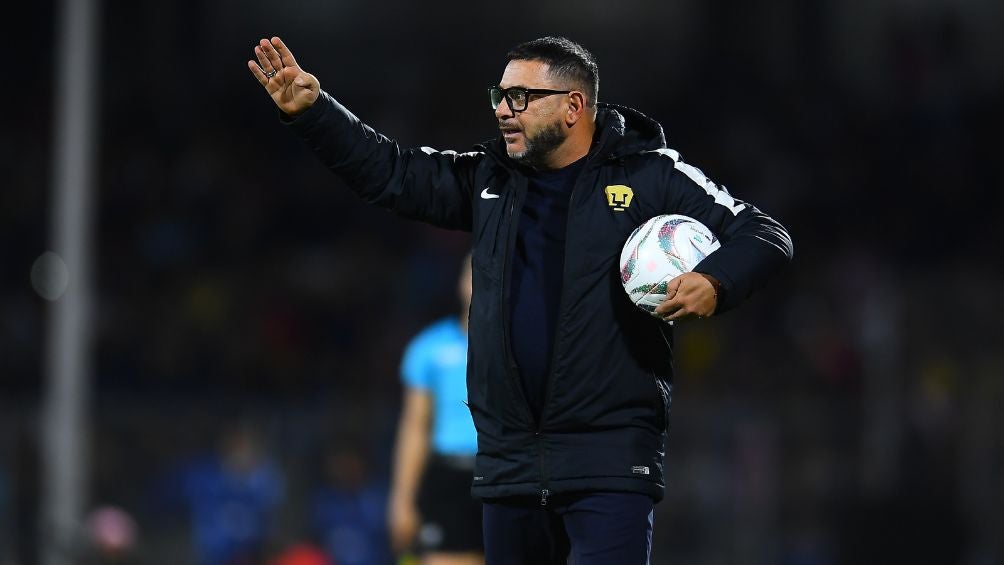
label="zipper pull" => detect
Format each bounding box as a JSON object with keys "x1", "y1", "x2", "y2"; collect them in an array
[{"x1": 540, "y1": 489, "x2": 550, "y2": 506}]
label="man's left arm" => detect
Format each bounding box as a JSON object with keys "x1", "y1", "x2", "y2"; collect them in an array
[{"x1": 655, "y1": 154, "x2": 793, "y2": 319}]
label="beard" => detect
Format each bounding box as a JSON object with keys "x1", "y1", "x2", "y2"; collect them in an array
[{"x1": 508, "y1": 118, "x2": 566, "y2": 169}]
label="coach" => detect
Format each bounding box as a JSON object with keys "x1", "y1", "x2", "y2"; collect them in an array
[{"x1": 249, "y1": 35, "x2": 792, "y2": 565}]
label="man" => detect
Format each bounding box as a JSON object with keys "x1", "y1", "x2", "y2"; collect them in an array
[
  {"x1": 248, "y1": 36, "x2": 792, "y2": 564},
  {"x1": 388, "y1": 255, "x2": 483, "y2": 565}
]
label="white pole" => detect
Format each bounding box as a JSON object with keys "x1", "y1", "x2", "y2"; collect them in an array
[{"x1": 40, "y1": 0, "x2": 100, "y2": 560}]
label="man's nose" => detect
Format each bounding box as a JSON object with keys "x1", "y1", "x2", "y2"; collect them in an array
[{"x1": 494, "y1": 97, "x2": 514, "y2": 120}]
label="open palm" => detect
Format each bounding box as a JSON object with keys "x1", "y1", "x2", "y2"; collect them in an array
[{"x1": 247, "y1": 37, "x2": 319, "y2": 116}]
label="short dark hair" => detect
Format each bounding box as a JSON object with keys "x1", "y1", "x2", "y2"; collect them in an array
[{"x1": 505, "y1": 36, "x2": 599, "y2": 106}]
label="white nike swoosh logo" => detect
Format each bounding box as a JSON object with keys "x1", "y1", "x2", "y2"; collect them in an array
[{"x1": 480, "y1": 187, "x2": 500, "y2": 199}]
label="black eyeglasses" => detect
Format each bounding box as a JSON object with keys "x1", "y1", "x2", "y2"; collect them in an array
[{"x1": 489, "y1": 85, "x2": 572, "y2": 112}]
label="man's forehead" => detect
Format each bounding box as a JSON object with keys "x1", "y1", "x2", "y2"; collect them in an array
[{"x1": 499, "y1": 59, "x2": 553, "y2": 88}]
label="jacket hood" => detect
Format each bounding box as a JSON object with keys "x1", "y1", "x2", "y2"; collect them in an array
[
  {"x1": 480, "y1": 102, "x2": 667, "y2": 164},
  {"x1": 592, "y1": 102, "x2": 667, "y2": 158}
]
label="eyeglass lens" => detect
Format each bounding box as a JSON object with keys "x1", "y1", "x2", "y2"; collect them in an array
[{"x1": 489, "y1": 87, "x2": 528, "y2": 111}]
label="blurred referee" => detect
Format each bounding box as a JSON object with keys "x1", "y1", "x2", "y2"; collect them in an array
[{"x1": 388, "y1": 256, "x2": 482, "y2": 565}]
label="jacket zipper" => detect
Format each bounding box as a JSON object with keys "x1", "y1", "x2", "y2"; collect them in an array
[
  {"x1": 534, "y1": 160, "x2": 604, "y2": 505},
  {"x1": 537, "y1": 431, "x2": 548, "y2": 506},
  {"x1": 503, "y1": 180, "x2": 552, "y2": 505}
]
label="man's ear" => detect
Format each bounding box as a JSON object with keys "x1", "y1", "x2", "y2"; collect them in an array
[{"x1": 565, "y1": 91, "x2": 587, "y2": 127}]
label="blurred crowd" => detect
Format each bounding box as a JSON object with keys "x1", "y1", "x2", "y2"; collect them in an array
[{"x1": 2, "y1": 1, "x2": 1002, "y2": 564}]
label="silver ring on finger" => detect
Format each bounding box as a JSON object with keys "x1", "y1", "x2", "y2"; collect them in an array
[{"x1": 265, "y1": 69, "x2": 277, "y2": 79}]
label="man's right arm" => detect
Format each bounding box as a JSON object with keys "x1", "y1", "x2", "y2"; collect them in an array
[
  {"x1": 249, "y1": 36, "x2": 476, "y2": 231},
  {"x1": 282, "y1": 91, "x2": 476, "y2": 230}
]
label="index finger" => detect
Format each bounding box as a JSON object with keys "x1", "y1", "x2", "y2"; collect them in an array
[{"x1": 270, "y1": 36, "x2": 299, "y2": 69}]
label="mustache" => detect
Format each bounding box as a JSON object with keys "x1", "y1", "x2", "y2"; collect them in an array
[{"x1": 498, "y1": 121, "x2": 521, "y2": 131}]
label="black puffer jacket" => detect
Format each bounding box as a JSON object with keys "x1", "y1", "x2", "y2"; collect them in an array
[{"x1": 286, "y1": 92, "x2": 793, "y2": 502}]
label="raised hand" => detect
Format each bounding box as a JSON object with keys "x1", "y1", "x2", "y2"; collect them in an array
[{"x1": 247, "y1": 37, "x2": 319, "y2": 116}]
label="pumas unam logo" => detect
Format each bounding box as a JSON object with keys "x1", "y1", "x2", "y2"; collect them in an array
[{"x1": 604, "y1": 185, "x2": 634, "y2": 211}]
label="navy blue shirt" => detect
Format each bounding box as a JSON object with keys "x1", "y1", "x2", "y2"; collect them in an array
[{"x1": 510, "y1": 157, "x2": 586, "y2": 421}]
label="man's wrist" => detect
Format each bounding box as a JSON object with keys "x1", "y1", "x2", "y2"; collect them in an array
[
  {"x1": 697, "y1": 273, "x2": 721, "y2": 297},
  {"x1": 697, "y1": 273, "x2": 724, "y2": 314}
]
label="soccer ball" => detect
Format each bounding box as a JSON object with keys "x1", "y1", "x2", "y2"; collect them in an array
[{"x1": 620, "y1": 215, "x2": 721, "y2": 315}]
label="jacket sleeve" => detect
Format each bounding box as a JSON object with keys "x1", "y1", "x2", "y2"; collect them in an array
[
  {"x1": 661, "y1": 152, "x2": 793, "y2": 313},
  {"x1": 282, "y1": 90, "x2": 476, "y2": 231}
]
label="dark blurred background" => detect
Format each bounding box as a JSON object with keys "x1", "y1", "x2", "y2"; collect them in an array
[{"x1": 3, "y1": 0, "x2": 1003, "y2": 564}]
